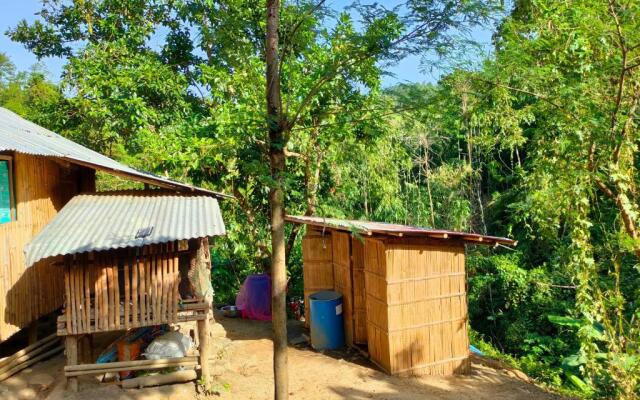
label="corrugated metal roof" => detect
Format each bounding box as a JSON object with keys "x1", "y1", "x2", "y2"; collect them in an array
[
  {"x1": 0, "y1": 107, "x2": 231, "y2": 199},
  {"x1": 285, "y1": 215, "x2": 517, "y2": 246},
  {"x1": 25, "y1": 191, "x2": 226, "y2": 267}
]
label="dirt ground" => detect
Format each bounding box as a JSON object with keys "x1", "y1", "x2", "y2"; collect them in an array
[{"x1": 0, "y1": 313, "x2": 566, "y2": 400}]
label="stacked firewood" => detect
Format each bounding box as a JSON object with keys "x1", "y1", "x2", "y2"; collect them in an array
[{"x1": 0, "y1": 333, "x2": 63, "y2": 382}]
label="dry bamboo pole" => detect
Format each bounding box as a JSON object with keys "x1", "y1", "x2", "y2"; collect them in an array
[
  {"x1": 64, "y1": 262, "x2": 72, "y2": 334},
  {"x1": 75, "y1": 264, "x2": 84, "y2": 333},
  {"x1": 94, "y1": 256, "x2": 101, "y2": 331},
  {"x1": 132, "y1": 250, "x2": 139, "y2": 326},
  {"x1": 64, "y1": 357, "x2": 198, "y2": 377},
  {"x1": 156, "y1": 247, "x2": 163, "y2": 323},
  {"x1": 84, "y1": 257, "x2": 91, "y2": 333},
  {"x1": 0, "y1": 333, "x2": 57, "y2": 370},
  {"x1": 0, "y1": 337, "x2": 59, "y2": 376},
  {"x1": 120, "y1": 370, "x2": 197, "y2": 389},
  {"x1": 106, "y1": 261, "x2": 114, "y2": 331},
  {"x1": 113, "y1": 261, "x2": 120, "y2": 330},
  {"x1": 160, "y1": 245, "x2": 167, "y2": 322},
  {"x1": 140, "y1": 247, "x2": 147, "y2": 325},
  {"x1": 124, "y1": 251, "x2": 130, "y2": 329},
  {"x1": 172, "y1": 247, "x2": 179, "y2": 322},
  {"x1": 0, "y1": 345, "x2": 63, "y2": 382},
  {"x1": 101, "y1": 258, "x2": 108, "y2": 331}
]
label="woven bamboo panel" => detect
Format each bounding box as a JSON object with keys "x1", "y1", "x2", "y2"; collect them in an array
[
  {"x1": 61, "y1": 243, "x2": 185, "y2": 335},
  {"x1": 0, "y1": 154, "x2": 94, "y2": 341},
  {"x1": 364, "y1": 238, "x2": 469, "y2": 376},
  {"x1": 351, "y1": 237, "x2": 367, "y2": 344},
  {"x1": 332, "y1": 231, "x2": 353, "y2": 346},
  {"x1": 302, "y1": 228, "x2": 333, "y2": 328}
]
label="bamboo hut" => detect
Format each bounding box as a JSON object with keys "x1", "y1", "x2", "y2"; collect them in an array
[
  {"x1": 25, "y1": 192, "x2": 226, "y2": 390},
  {"x1": 0, "y1": 106, "x2": 228, "y2": 342},
  {"x1": 0, "y1": 107, "x2": 230, "y2": 390},
  {"x1": 286, "y1": 215, "x2": 516, "y2": 376}
]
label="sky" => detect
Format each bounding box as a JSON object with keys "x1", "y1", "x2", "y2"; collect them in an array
[{"x1": 0, "y1": 0, "x2": 494, "y2": 87}]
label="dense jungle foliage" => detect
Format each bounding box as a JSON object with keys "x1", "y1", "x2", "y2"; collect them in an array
[{"x1": 2, "y1": 0, "x2": 639, "y2": 398}]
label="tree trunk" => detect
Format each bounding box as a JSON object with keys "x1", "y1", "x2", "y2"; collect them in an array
[{"x1": 265, "y1": 1, "x2": 288, "y2": 399}]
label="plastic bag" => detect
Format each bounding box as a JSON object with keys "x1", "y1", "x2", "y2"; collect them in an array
[
  {"x1": 236, "y1": 274, "x2": 272, "y2": 321},
  {"x1": 143, "y1": 331, "x2": 193, "y2": 360}
]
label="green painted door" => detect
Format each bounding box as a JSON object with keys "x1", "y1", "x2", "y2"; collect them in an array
[{"x1": 0, "y1": 160, "x2": 12, "y2": 224}]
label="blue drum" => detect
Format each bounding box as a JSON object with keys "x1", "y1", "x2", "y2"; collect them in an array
[{"x1": 309, "y1": 291, "x2": 345, "y2": 350}]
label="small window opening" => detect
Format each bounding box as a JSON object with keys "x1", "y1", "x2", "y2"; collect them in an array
[{"x1": 0, "y1": 156, "x2": 15, "y2": 224}]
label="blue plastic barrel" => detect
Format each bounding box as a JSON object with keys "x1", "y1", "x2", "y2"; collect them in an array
[{"x1": 309, "y1": 291, "x2": 345, "y2": 350}]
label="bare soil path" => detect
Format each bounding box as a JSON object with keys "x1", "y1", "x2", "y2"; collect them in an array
[{"x1": 0, "y1": 313, "x2": 566, "y2": 399}]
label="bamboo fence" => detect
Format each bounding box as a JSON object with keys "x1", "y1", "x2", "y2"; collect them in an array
[{"x1": 58, "y1": 243, "x2": 208, "y2": 336}]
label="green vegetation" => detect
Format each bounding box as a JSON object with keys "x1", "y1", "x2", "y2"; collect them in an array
[{"x1": 3, "y1": 0, "x2": 640, "y2": 398}]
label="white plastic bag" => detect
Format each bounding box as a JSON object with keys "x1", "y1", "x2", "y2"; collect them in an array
[{"x1": 143, "y1": 331, "x2": 193, "y2": 360}]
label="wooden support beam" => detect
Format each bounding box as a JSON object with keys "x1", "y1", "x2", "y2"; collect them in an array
[
  {"x1": 65, "y1": 335, "x2": 79, "y2": 392},
  {"x1": 64, "y1": 357, "x2": 198, "y2": 377},
  {"x1": 197, "y1": 318, "x2": 211, "y2": 389},
  {"x1": 120, "y1": 370, "x2": 197, "y2": 389}
]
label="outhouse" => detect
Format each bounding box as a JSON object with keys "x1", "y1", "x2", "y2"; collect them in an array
[{"x1": 286, "y1": 215, "x2": 516, "y2": 376}]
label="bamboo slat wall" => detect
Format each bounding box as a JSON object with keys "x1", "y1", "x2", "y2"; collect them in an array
[
  {"x1": 332, "y1": 231, "x2": 353, "y2": 346},
  {"x1": 364, "y1": 238, "x2": 470, "y2": 376},
  {"x1": 301, "y1": 228, "x2": 334, "y2": 328},
  {"x1": 60, "y1": 243, "x2": 200, "y2": 336},
  {"x1": 351, "y1": 237, "x2": 367, "y2": 344},
  {"x1": 300, "y1": 224, "x2": 471, "y2": 376},
  {"x1": 0, "y1": 153, "x2": 95, "y2": 341}
]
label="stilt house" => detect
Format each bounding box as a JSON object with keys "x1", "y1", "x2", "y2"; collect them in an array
[{"x1": 286, "y1": 215, "x2": 516, "y2": 376}]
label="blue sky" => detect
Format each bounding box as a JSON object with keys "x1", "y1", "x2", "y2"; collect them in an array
[{"x1": 0, "y1": 0, "x2": 494, "y2": 87}]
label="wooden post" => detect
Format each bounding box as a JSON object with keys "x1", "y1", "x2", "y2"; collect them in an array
[
  {"x1": 65, "y1": 335, "x2": 79, "y2": 392},
  {"x1": 197, "y1": 317, "x2": 210, "y2": 389}
]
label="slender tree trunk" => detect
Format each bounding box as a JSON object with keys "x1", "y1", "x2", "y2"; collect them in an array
[{"x1": 265, "y1": 1, "x2": 288, "y2": 399}]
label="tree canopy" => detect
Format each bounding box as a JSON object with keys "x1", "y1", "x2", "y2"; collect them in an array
[{"x1": 5, "y1": 0, "x2": 640, "y2": 398}]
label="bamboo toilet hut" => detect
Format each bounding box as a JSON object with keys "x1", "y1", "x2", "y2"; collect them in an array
[{"x1": 286, "y1": 215, "x2": 516, "y2": 377}]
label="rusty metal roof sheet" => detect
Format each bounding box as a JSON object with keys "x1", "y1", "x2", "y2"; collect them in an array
[
  {"x1": 25, "y1": 191, "x2": 226, "y2": 266},
  {"x1": 0, "y1": 107, "x2": 231, "y2": 199},
  {"x1": 285, "y1": 215, "x2": 517, "y2": 246}
]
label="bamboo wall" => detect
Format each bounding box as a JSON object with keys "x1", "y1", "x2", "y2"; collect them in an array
[
  {"x1": 60, "y1": 243, "x2": 208, "y2": 336},
  {"x1": 331, "y1": 231, "x2": 353, "y2": 346},
  {"x1": 0, "y1": 153, "x2": 95, "y2": 341},
  {"x1": 364, "y1": 237, "x2": 470, "y2": 376},
  {"x1": 301, "y1": 228, "x2": 334, "y2": 328},
  {"x1": 351, "y1": 237, "x2": 367, "y2": 344}
]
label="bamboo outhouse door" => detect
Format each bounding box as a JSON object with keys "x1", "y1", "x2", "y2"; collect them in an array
[
  {"x1": 331, "y1": 231, "x2": 353, "y2": 346},
  {"x1": 351, "y1": 237, "x2": 367, "y2": 344},
  {"x1": 302, "y1": 228, "x2": 334, "y2": 327}
]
